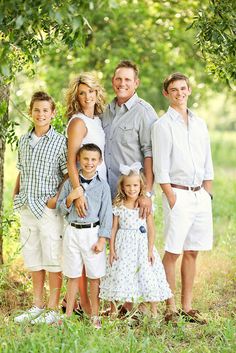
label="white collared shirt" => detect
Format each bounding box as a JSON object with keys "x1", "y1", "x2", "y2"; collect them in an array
[{"x1": 151, "y1": 107, "x2": 214, "y2": 187}]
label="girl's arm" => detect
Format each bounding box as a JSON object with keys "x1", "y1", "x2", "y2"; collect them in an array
[
  {"x1": 109, "y1": 215, "x2": 119, "y2": 265},
  {"x1": 67, "y1": 118, "x2": 87, "y2": 216},
  {"x1": 146, "y1": 213, "x2": 155, "y2": 265}
]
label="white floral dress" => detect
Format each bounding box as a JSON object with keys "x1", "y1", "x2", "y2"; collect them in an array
[{"x1": 99, "y1": 205, "x2": 172, "y2": 302}]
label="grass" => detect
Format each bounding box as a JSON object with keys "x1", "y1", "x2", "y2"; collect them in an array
[{"x1": 0, "y1": 131, "x2": 236, "y2": 352}]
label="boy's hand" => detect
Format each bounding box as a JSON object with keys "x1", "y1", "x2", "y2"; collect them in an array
[
  {"x1": 109, "y1": 250, "x2": 117, "y2": 265},
  {"x1": 148, "y1": 251, "x2": 155, "y2": 265},
  {"x1": 92, "y1": 237, "x2": 106, "y2": 254},
  {"x1": 47, "y1": 195, "x2": 58, "y2": 209},
  {"x1": 168, "y1": 193, "x2": 177, "y2": 209}
]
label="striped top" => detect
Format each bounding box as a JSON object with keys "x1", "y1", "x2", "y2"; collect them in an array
[{"x1": 14, "y1": 126, "x2": 67, "y2": 219}]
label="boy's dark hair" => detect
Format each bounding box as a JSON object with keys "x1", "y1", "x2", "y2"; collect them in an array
[
  {"x1": 78, "y1": 143, "x2": 102, "y2": 158},
  {"x1": 113, "y1": 60, "x2": 139, "y2": 79},
  {"x1": 163, "y1": 72, "x2": 190, "y2": 92},
  {"x1": 29, "y1": 91, "x2": 56, "y2": 113}
]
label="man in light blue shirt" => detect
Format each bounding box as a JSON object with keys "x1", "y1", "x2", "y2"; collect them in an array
[{"x1": 102, "y1": 60, "x2": 157, "y2": 217}]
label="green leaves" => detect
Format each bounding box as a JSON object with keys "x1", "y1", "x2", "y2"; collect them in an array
[
  {"x1": 0, "y1": 0, "x2": 92, "y2": 81},
  {"x1": 192, "y1": 0, "x2": 236, "y2": 87},
  {"x1": 15, "y1": 15, "x2": 24, "y2": 29}
]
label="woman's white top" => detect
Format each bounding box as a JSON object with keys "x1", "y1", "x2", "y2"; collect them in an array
[{"x1": 67, "y1": 113, "x2": 107, "y2": 180}]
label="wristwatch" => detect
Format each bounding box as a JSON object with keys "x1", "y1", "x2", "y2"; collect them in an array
[{"x1": 145, "y1": 191, "x2": 153, "y2": 198}]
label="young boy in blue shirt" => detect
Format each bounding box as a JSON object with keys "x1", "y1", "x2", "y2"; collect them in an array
[
  {"x1": 13, "y1": 91, "x2": 67, "y2": 325},
  {"x1": 57, "y1": 143, "x2": 112, "y2": 329}
]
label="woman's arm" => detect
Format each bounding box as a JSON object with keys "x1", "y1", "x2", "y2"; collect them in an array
[
  {"x1": 146, "y1": 213, "x2": 155, "y2": 265},
  {"x1": 67, "y1": 118, "x2": 87, "y2": 217}
]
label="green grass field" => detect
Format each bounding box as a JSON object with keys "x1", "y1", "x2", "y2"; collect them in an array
[{"x1": 0, "y1": 131, "x2": 236, "y2": 353}]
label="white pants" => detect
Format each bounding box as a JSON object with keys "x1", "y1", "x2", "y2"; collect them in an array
[
  {"x1": 62, "y1": 224, "x2": 106, "y2": 279},
  {"x1": 162, "y1": 188, "x2": 213, "y2": 254}
]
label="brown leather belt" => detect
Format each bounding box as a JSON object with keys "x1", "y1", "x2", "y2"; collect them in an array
[{"x1": 171, "y1": 184, "x2": 201, "y2": 192}]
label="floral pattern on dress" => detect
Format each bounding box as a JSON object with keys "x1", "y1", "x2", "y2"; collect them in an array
[{"x1": 100, "y1": 205, "x2": 172, "y2": 302}]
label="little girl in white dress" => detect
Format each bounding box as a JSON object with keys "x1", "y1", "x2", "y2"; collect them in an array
[{"x1": 99, "y1": 163, "x2": 172, "y2": 317}]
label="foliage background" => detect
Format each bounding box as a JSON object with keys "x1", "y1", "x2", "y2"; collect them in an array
[{"x1": 0, "y1": 0, "x2": 236, "y2": 352}]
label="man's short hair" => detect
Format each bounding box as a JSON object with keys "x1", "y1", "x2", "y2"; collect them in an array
[
  {"x1": 113, "y1": 60, "x2": 139, "y2": 79},
  {"x1": 78, "y1": 143, "x2": 102, "y2": 158},
  {"x1": 163, "y1": 73, "x2": 190, "y2": 92}
]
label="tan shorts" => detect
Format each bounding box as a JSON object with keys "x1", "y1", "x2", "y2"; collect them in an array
[
  {"x1": 62, "y1": 224, "x2": 106, "y2": 279},
  {"x1": 162, "y1": 187, "x2": 213, "y2": 254},
  {"x1": 20, "y1": 206, "x2": 64, "y2": 272}
]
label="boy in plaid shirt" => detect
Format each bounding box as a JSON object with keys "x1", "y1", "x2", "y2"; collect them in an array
[{"x1": 13, "y1": 91, "x2": 67, "y2": 325}]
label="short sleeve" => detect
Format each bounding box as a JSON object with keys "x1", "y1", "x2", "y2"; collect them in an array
[{"x1": 112, "y1": 206, "x2": 120, "y2": 217}]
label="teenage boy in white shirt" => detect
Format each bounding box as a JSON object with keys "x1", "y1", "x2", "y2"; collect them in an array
[{"x1": 151, "y1": 73, "x2": 214, "y2": 324}]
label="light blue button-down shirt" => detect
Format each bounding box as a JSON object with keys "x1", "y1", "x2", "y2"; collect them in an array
[
  {"x1": 102, "y1": 93, "x2": 158, "y2": 198},
  {"x1": 57, "y1": 173, "x2": 112, "y2": 238},
  {"x1": 152, "y1": 107, "x2": 214, "y2": 186}
]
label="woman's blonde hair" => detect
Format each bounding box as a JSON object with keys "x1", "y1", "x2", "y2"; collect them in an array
[
  {"x1": 113, "y1": 171, "x2": 146, "y2": 206},
  {"x1": 66, "y1": 72, "x2": 106, "y2": 119}
]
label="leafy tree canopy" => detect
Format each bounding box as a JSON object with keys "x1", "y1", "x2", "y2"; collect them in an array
[
  {"x1": 21, "y1": 0, "x2": 217, "y2": 113},
  {"x1": 192, "y1": 0, "x2": 236, "y2": 88},
  {"x1": 0, "y1": 0, "x2": 93, "y2": 80}
]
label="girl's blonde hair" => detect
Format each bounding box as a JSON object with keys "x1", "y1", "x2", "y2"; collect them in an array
[
  {"x1": 113, "y1": 171, "x2": 146, "y2": 206},
  {"x1": 66, "y1": 72, "x2": 106, "y2": 119}
]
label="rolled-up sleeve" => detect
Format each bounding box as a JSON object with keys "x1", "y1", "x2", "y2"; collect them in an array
[
  {"x1": 16, "y1": 138, "x2": 22, "y2": 171},
  {"x1": 98, "y1": 183, "x2": 112, "y2": 238},
  {"x1": 56, "y1": 180, "x2": 72, "y2": 215},
  {"x1": 151, "y1": 121, "x2": 172, "y2": 184},
  {"x1": 59, "y1": 141, "x2": 68, "y2": 175},
  {"x1": 139, "y1": 106, "x2": 157, "y2": 158}
]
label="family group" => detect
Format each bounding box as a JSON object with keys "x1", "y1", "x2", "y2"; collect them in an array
[{"x1": 13, "y1": 60, "x2": 214, "y2": 329}]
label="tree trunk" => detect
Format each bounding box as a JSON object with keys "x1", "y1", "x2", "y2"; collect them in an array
[{"x1": 0, "y1": 83, "x2": 10, "y2": 265}]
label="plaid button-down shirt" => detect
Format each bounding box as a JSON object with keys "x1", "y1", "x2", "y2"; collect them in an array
[{"x1": 14, "y1": 126, "x2": 67, "y2": 219}]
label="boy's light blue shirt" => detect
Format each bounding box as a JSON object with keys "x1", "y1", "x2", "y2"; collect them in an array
[{"x1": 57, "y1": 173, "x2": 112, "y2": 238}]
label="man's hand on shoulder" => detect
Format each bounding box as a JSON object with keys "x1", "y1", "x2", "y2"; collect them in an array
[{"x1": 135, "y1": 195, "x2": 152, "y2": 219}]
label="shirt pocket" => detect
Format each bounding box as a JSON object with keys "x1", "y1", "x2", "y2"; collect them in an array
[
  {"x1": 119, "y1": 123, "x2": 137, "y2": 146},
  {"x1": 37, "y1": 159, "x2": 55, "y2": 178}
]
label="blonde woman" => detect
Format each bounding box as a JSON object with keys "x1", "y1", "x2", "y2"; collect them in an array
[{"x1": 63, "y1": 73, "x2": 107, "y2": 316}]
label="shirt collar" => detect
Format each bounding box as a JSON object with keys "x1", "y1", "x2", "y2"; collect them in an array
[
  {"x1": 109, "y1": 93, "x2": 139, "y2": 114},
  {"x1": 79, "y1": 171, "x2": 100, "y2": 182},
  {"x1": 27, "y1": 125, "x2": 54, "y2": 139},
  {"x1": 167, "y1": 106, "x2": 195, "y2": 122}
]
